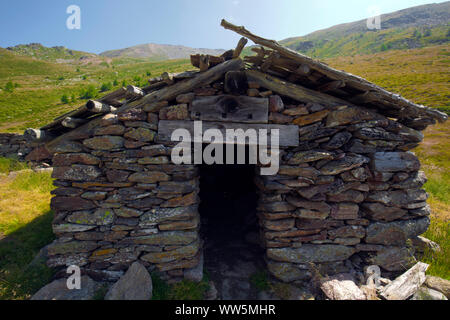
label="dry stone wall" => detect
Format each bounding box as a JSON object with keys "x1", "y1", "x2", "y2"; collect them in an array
[
  {"x1": 0, "y1": 133, "x2": 52, "y2": 164},
  {"x1": 48, "y1": 78, "x2": 431, "y2": 283}
]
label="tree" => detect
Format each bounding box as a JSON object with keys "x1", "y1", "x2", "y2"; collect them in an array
[{"x1": 113, "y1": 79, "x2": 119, "y2": 86}]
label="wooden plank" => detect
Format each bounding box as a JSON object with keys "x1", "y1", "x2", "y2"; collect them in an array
[
  {"x1": 191, "y1": 95, "x2": 268, "y2": 124},
  {"x1": 380, "y1": 262, "x2": 429, "y2": 300},
  {"x1": 157, "y1": 120, "x2": 299, "y2": 147}
]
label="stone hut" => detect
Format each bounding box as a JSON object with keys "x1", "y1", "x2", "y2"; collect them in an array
[{"x1": 29, "y1": 20, "x2": 447, "y2": 284}]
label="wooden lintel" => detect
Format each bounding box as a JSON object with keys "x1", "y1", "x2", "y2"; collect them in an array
[{"x1": 157, "y1": 120, "x2": 299, "y2": 147}]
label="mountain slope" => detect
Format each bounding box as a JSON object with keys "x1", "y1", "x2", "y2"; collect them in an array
[
  {"x1": 100, "y1": 43, "x2": 225, "y2": 61},
  {"x1": 280, "y1": 1, "x2": 450, "y2": 58}
]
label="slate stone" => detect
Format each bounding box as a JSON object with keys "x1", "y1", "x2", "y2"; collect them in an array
[
  {"x1": 31, "y1": 276, "x2": 100, "y2": 300},
  {"x1": 83, "y1": 136, "x2": 124, "y2": 150},
  {"x1": 267, "y1": 245, "x2": 356, "y2": 263}
]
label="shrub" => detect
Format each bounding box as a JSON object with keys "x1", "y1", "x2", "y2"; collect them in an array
[
  {"x1": 60, "y1": 94, "x2": 69, "y2": 104},
  {"x1": 100, "y1": 82, "x2": 112, "y2": 92},
  {"x1": 79, "y1": 85, "x2": 97, "y2": 99},
  {"x1": 4, "y1": 81, "x2": 15, "y2": 93}
]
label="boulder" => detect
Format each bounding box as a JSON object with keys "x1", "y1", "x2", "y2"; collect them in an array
[
  {"x1": 320, "y1": 273, "x2": 366, "y2": 300},
  {"x1": 31, "y1": 276, "x2": 100, "y2": 300},
  {"x1": 105, "y1": 262, "x2": 153, "y2": 300},
  {"x1": 411, "y1": 287, "x2": 448, "y2": 300},
  {"x1": 424, "y1": 276, "x2": 450, "y2": 298}
]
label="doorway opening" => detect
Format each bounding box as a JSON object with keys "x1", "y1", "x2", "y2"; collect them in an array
[{"x1": 198, "y1": 145, "x2": 266, "y2": 299}]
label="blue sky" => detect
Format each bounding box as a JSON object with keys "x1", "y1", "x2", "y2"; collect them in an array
[{"x1": 0, "y1": 0, "x2": 447, "y2": 54}]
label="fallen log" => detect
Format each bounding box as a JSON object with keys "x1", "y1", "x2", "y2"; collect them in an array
[{"x1": 380, "y1": 262, "x2": 429, "y2": 300}]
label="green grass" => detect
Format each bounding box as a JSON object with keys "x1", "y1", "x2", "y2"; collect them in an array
[
  {"x1": 0, "y1": 48, "x2": 193, "y2": 132},
  {"x1": 0, "y1": 167, "x2": 55, "y2": 300},
  {"x1": 250, "y1": 270, "x2": 270, "y2": 291},
  {"x1": 0, "y1": 157, "x2": 28, "y2": 174},
  {"x1": 151, "y1": 272, "x2": 210, "y2": 300},
  {"x1": 281, "y1": 24, "x2": 450, "y2": 59},
  {"x1": 422, "y1": 218, "x2": 450, "y2": 280}
]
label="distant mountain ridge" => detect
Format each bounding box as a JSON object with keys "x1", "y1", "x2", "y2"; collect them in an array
[
  {"x1": 5, "y1": 43, "x2": 108, "y2": 65},
  {"x1": 279, "y1": 1, "x2": 450, "y2": 58},
  {"x1": 100, "y1": 43, "x2": 225, "y2": 61}
]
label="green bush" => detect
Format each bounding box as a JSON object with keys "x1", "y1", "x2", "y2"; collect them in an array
[
  {"x1": 60, "y1": 94, "x2": 69, "y2": 104},
  {"x1": 79, "y1": 85, "x2": 97, "y2": 99},
  {"x1": 4, "y1": 81, "x2": 15, "y2": 93},
  {"x1": 100, "y1": 82, "x2": 112, "y2": 92}
]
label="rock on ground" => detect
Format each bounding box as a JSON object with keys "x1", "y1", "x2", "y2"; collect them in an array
[
  {"x1": 411, "y1": 287, "x2": 448, "y2": 300},
  {"x1": 320, "y1": 273, "x2": 366, "y2": 300},
  {"x1": 105, "y1": 262, "x2": 152, "y2": 300},
  {"x1": 31, "y1": 276, "x2": 99, "y2": 300},
  {"x1": 424, "y1": 276, "x2": 450, "y2": 299}
]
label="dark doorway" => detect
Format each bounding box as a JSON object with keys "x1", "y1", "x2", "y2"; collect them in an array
[
  {"x1": 198, "y1": 145, "x2": 266, "y2": 299},
  {"x1": 199, "y1": 164, "x2": 259, "y2": 244}
]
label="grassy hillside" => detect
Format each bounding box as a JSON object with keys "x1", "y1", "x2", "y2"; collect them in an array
[
  {"x1": 282, "y1": 24, "x2": 449, "y2": 59},
  {"x1": 0, "y1": 50, "x2": 192, "y2": 132},
  {"x1": 326, "y1": 44, "x2": 450, "y2": 114},
  {"x1": 279, "y1": 1, "x2": 450, "y2": 59}
]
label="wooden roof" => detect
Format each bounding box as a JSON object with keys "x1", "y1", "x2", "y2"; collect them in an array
[{"x1": 27, "y1": 20, "x2": 447, "y2": 149}]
